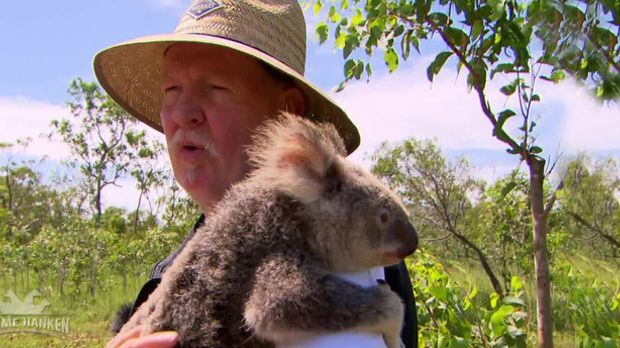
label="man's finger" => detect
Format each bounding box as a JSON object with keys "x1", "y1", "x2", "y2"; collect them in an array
[
  {"x1": 105, "y1": 326, "x2": 142, "y2": 348},
  {"x1": 118, "y1": 331, "x2": 179, "y2": 348}
]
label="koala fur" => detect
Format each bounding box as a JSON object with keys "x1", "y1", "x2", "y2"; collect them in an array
[{"x1": 119, "y1": 113, "x2": 418, "y2": 348}]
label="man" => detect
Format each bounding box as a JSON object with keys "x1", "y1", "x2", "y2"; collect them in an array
[{"x1": 95, "y1": 0, "x2": 417, "y2": 347}]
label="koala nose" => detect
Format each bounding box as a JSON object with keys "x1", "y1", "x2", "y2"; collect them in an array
[{"x1": 389, "y1": 218, "x2": 418, "y2": 258}]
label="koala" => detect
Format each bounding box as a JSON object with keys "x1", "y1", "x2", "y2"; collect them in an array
[{"x1": 118, "y1": 113, "x2": 418, "y2": 348}]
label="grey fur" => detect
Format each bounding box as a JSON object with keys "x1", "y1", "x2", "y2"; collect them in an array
[{"x1": 119, "y1": 113, "x2": 418, "y2": 348}]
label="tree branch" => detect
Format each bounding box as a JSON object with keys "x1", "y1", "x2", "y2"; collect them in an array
[
  {"x1": 568, "y1": 211, "x2": 620, "y2": 249},
  {"x1": 543, "y1": 179, "x2": 563, "y2": 219}
]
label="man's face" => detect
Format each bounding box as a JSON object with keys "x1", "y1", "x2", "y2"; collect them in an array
[{"x1": 160, "y1": 43, "x2": 287, "y2": 211}]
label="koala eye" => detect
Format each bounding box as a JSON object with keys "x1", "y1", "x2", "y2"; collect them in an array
[{"x1": 379, "y1": 210, "x2": 390, "y2": 225}]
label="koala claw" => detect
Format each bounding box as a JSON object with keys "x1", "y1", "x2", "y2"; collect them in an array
[{"x1": 382, "y1": 334, "x2": 405, "y2": 348}]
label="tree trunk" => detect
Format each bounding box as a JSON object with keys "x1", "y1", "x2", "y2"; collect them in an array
[
  {"x1": 5, "y1": 173, "x2": 13, "y2": 236},
  {"x1": 95, "y1": 177, "x2": 103, "y2": 227},
  {"x1": 134, "y1": 190, "x2": 144, "y2": 234},
  {"x1": 527, "y1": 157, "x2": 553, "y2": 348}
]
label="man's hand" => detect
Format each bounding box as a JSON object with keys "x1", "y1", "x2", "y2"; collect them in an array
[{"x1": 105, "y1": 326, "x2": 178, "y2": 348}]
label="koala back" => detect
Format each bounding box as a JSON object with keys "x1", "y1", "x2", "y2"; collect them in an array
[{"x1": 144, "y1": 181, "x2": 324, "y2": 347}]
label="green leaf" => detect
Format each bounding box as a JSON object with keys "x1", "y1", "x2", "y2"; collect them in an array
[
  {"x1": 491, "y1": 63, "x2": 514, "y2": 78},
  {"x1": 344, "y1": 59, "x2": 356, "y2": 79},
  {"x1": 401, "y1": 30, "x2": 412, "y2": 60},
  {"x1": 428, "y1": 12, "x2": 449, "y2": 26},
  {"x1": 511, "y1": 276, "x2": 523, "y2": 292},
  {"x1": 487, "y1": 0, "x2": 505, "y2": 21},
  {"x1": 415, "y1": 0, "x2": 430, "y2": 22},
  {"x1": 503, "y1": 296, "x2": 526, "y2": 307},
  {"x1": 530, "y1": 146, "x2": 543, "y2": 154},
  {"x1": 355, "y1": 60, "x2": 364, "y2": 79},
  {"x1": 471, "y1": 20, "x2": 483, "y2": 40},
  {"x1": 490, "y1": 305, "x2": 513, "y2": 335},
  {"x1": 335, "y1": 32, "x2": 346, "y2": 49},
  {"x1": 597, "y1": 337, "x2": 617, "y2": 348},
  {"x1": 453, "y1": 337, "x2": 469, "y2": 348},
  {"x1": 490, "y1": 292, "x2": 500, "y2": 308},
  {"x1": 445, "y1": 27, "x2": 469, "y2": 51},
  {"x1": 328, "y1": 5, "x2": 335, "y2": 19},
  {"x1": 313, "y1": 0, "x2": 322, "y2": 16},
  {"x1": 351, "y1": 9, "x2": 365, "y2": 26},
  {"x1": 497, "y1": 109, "x2": 516, "y2": 127},
  {"x1": 315, "y1": 22, "x2": 329, "y2": 44},
  {"x1": 429, "y1": 286, "x2": 448, "y2": 302},
  {"x1": 343, "y1": 34, "x2": 359, "y2": 59},
  {"x1": 426, "y1": 51, "x2": 453, "y2": 82},
  {"x1": 394, "y1": 24, "x2": 404, "y2": 37},
  {"x1": 463, "y1": 297, "x2": 471, "y2": 310},
  {"x1": 551, "y1": 70, "x2": 566, "y2": 83},
  {"x1": 500, "y1": 181, "x2": 517, "y2": 199},
  {"x1": 506, "y1": 325, "x2": 525, "y2": 338},
  {"x1": 384, "y1": 48, "x2": 399, "y2": 72},
  {"x1": 500, "y1": 84, "x2": 517, "y2": 96},
  {"x1": 467, "y1": 285, "x2": 478, "y2": 299}
]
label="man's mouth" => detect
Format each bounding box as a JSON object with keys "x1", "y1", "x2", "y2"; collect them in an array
[
  {"x1": 178, "y1": 143, "x2": 209, "y2": 163},
  {"x1": 183, "y1": 144, "x2": 202, "y2": 151}
]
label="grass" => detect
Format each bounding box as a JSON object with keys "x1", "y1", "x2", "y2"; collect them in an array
[
  {"x1": 1, "y1": 255, "x2": 618, "y2": 347},
  {"x1": 441, "y1": 253, "x2": 620, "y2": 347},
  {"x1": 0, "y1": 275, "x2": 145, "y2": 347}
]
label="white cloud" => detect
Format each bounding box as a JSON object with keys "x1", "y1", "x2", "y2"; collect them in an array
[
  {"x1": 543, "y1": 82, "x2": 620, "y2": 152},
  {"x1": 333, "y1": 60, "x2": 505, "y2": 166},
  {"x1": 101, "y1": 178, "x2": 142, "y2": 211},
  {"x1": 330, "y1": 57, "x2": 620, "y2": 168},
  {"x1": 0, "y1": 96, "x2": 71, "y2": 160}
]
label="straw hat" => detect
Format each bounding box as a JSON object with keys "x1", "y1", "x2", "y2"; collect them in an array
[{"x1": 93, "y1": 0, "x2": 360, "y2": 154}]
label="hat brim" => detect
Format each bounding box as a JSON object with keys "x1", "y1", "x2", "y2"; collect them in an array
[{"x1": 93, "y1": 33, "x2": 360, "y2": 154}]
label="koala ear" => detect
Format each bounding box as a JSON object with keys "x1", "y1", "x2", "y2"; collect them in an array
[
  {"x1": 277, "y1": 133, "x2": 335, "y2": 202},
  {"x1": 249, "y1": 113, "x2": 343, "y2": 203}
]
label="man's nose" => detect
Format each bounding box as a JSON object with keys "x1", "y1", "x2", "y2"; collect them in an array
[{"x1": 172, "y1": 90, "x2": 206, "y2": 127}]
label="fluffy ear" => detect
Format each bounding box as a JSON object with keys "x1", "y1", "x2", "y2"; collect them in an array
[{"x1": 248, "y1": 112, "x2": 344, "y2": 203}]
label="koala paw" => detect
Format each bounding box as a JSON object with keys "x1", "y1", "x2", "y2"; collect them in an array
[
  {"x1": 383, "y1": 334, "x2": 405, "y2": 348},
  {"x1": 377, "y1": 285, "x2": 404, "y2": 348}
]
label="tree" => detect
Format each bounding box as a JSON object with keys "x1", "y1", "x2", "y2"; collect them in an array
[
  {"x1": 0, "y1": 140, "x2": 54, "y2": 240},
  {"x1": 125, "y1": 129, "x2": 168, "y2": 234},
  {"x1": 312, "y1": 0, "x2": 618, "y2": 345},
  {"x1": 372, "y1": 138, "x2": 505, "y2": 295},
  {"x1": 559, "y1": 156, "x2": 620, "y2": 255},
  {"x1": 469, "y1": 170, "x2": 534, "y2": 289},
  {"x1": 50, "y1": 78, "x2": 137, "y2": 226},
  {"x1": 157, "y1": 176, "x2": 201, "y2": 233}
]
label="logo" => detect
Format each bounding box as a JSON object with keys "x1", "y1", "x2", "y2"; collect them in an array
[
  {"x1": 0, "y1": 290, "x2": 49, "y2": 315},
  {"x1": 186, "y1": 0, "x2": 223, "y2": 19},
  {"x1": 0, "y1": 289, "x2": 70, "y2": 336}
]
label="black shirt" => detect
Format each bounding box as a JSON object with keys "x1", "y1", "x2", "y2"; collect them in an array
[{"x1": 130, "y1": 215, "x2": 418, "y2": 347}]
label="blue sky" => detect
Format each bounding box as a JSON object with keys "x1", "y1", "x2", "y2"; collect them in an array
[{"x1": 1, "y1": 0, "x2": 619, "y2": 210}]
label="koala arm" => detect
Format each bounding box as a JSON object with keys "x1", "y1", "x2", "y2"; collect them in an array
[{"x1": 244, "y1": 255, "x2": 404, "y2": 348}]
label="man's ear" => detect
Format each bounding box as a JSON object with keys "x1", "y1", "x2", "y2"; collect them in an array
[{"x1": 280, "y1": 86, "x2": 306, "y2": 116}]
